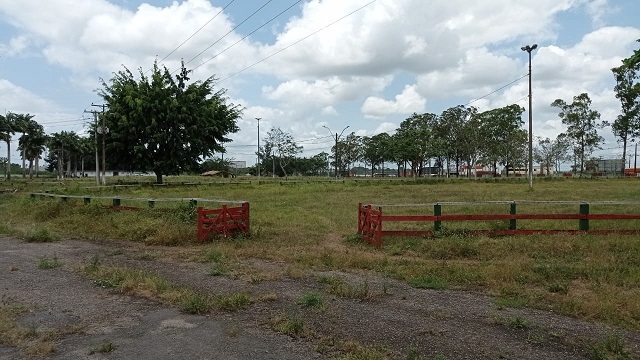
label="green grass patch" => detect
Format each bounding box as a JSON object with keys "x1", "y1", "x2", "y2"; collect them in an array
[
  {"x1": 82, "y1": 262, "x2": 252, "y2": 313},
  {"x1": 589, "y1": 334, "x2": 631, "y2": 360},
  {"x1": 37, "y1": 255, "x2": 62, "y2": 269},
  {"x1": 88, "y1": 341, "x2": 116, "y2": 355},
  {"x1": 298, "y1": 292, "x2": 324, "y2": 309}
]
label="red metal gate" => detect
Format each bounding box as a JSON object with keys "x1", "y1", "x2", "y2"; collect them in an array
[{"x1": 197, "y1": 203, "x2": 250, "y2": 241}]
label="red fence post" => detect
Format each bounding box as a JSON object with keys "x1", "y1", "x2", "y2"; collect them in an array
[
  {"x1": 197, "y1": 206, "x2": 204, "y2": 242},
  {"x1": 244, "y1": 202, "x2": 250, "y2": 236}
]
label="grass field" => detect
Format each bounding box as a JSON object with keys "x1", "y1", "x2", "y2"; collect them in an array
[{"x1": 1, "y1": 176, "x2": 640, "y2": 330}]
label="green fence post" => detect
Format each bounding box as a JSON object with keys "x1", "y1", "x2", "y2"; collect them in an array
[
  {"x1": 190, "y1": 199, "x2": 197, "y2": 208},
  {"x1": 434, "y1": 203, "x2": 442, "y2": 232},
  {"x1": 113, "y1": 198, "x2": 121, "y2": 207},
  {"x1": 509, "y1": 202, "x2": 517, "y2": 230},
  {"x1": 579, "y1": 203, "x2": 589, "y2": 231},
  {"x1": 84, "y1": 197, "x2": 91, "y2": 205},
  {"x1": 148, "y1": 200, "x2": 155, "y2": 208}
]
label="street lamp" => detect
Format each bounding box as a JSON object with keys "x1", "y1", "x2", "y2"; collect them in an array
[
  {"x1": 521, "y1": 43, "x2": 538, "y2": 189},
  {"x1": 255, "y1": 117, "x2": 261, "y2": 181},
  {"x1": 323, "y1": 125, "x2": 349, "y2": 179}
]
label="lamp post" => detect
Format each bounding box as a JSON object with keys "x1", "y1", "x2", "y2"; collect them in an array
[
  {"x1": 255, "y1": 117, "x2": 261, "y2": 181},
  {"x1": 323, "y1": 125, "x2": 349, "y2": 179},
  {"x1": 521, "y1": 43, "x2": 538, "y2": 189}
]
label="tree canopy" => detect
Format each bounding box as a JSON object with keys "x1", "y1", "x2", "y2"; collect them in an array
[
  {"x1": 611, "y1": 39, "x2": 640, "y2": 174},
  {"x1": 99, "y1": 61, "x2": 242, "y2": 183},
  {"x1": 551, "y1": 93, "x2": 605, "y2": 174}
]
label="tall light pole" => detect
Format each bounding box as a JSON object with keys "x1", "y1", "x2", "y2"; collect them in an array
[
  {"x1": 521, "y1": 43, "x2": 538, "y2": 189},
  {"x1": 255, "y1": 117, "x2": 261, "y2": 181},
  {"x1": 323, "y1": 125, "x2": 349, "y2": 179}
]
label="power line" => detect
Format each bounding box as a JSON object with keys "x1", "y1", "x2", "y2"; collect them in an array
[
  {"x1": 184, "y1": 0, "x2": 273, "y2": 69},
  {"x1": 192, "y1": 0, "x2": 303, "y2": 72},
  {"x1": 464, "y1": 74, "x2": 529, "y2": 106},
  {"x1": 158, "y1": 0, "x2": 235, "y2": 65},
  {"x1": 215, "y1": 0, "x2": 377, "y2": 84}
]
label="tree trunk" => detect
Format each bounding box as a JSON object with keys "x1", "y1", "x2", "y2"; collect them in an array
[
  {"x1": 6, "y1": 139, "x2": 11, "y2": 180},
  {"x1": 155, "y1": 170, "x2": 163, "y2": 184},
  {"x1": 35, "y1": 157, "x2": 39, "y2": 178},
  {"x1": 28, "y1": 159, "x2": 34, "y2": 179},
  {"x1": 22, "y1": 149, "x2": 26, "y2": 178}
]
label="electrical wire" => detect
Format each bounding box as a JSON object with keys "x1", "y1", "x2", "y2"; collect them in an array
[
  {"x1": 158, "y1": 0, "x2": 235, "y2": 65},
  {"x1": 184, "y1": 0, "x2": 273, "y2": 68},
  {"x1": 215, "y1": 0, "x2": 377, "y2": 84},
  {"x1": 192, "y1": 0, "x2": 303, "y2": 72},
  {"x1": 464, "y1": 74, "x2": 528, "y2": 106}
]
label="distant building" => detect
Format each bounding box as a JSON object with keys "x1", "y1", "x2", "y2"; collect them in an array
[{"x1": 229, "y1": 161, "x2": 246, "y2": 169}]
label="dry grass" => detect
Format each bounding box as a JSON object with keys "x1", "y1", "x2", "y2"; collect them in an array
[{"x1": 3, "y1": 177, "x2": 640, "y2": 329}]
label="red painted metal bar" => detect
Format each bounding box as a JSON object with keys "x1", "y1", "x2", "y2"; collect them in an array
[
  {"x1": 358, "y1": 202, "x2": 640, "y2": 247},
  {"x1": 197, "y1": 203, "x2": 251, "y2": 242}
]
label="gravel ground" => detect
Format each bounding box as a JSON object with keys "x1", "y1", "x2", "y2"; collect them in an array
[{"x1": 1, "y1": 236, "x2": 638, "y2": 359}]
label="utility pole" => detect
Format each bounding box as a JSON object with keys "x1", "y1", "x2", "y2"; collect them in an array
[
  {"x1": 322, "y1": 125, "x2": 349, "y2": 179},
  {"x1": 92, "y1": 104, "x2": 108, "y2": 185},
  {"x1": 521, "y1": 43, "x2": 538, "y2": 189},
  {"x1": 84, "y1": 108, "x2": 101, "y2": 185},
  {"x1": 255, "y1": 118, "x2": 261, "y2": 181},
  {"x1": 635, "y1": 143, "x2": 638, "y2": 175}
]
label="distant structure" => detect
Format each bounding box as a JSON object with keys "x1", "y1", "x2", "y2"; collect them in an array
[
  {"x1": 598, "y1": 159, "x2": 624, "y2": 175},
  {"x1": 230, "y1": 161, "x2": 246, "y2": 169}
]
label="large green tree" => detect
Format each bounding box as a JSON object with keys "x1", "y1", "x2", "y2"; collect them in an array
[
  {"x1": 551, "y1": 93, "x2": 605, "y2": 174},
  {"x1": 477, "y1": 104, "x2": 526, "y2": 176},
  {"x1": 99, "y1": 62, "x2": 241, "y2": 184},
  {"x1": 611, "y1": 39, "x2": 640, "y2": 175}
]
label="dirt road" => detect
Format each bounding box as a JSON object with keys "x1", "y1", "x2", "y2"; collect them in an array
[{"x1": 1, "y1": 236, "x2": 638, "y2": 359}]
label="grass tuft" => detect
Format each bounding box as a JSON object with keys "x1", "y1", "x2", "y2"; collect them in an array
[
  {"x1": 589, "y1": 334, "x2": 630, "y2": 360},
  {"x1": 37, "y1": 255, "x2": 62, "y2": 269}
]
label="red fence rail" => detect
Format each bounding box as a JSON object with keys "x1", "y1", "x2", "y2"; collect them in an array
[
  {"x1": 197, "y1": 203, "x2": 250, "y2": 241},
  {"x1": 357, "y1": 202, "x2": 640, "y2": 247}
]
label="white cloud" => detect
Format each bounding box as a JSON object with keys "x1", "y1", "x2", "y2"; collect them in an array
[
  {"x1": 0, "y1": 35, "x2": 31, "y2": 56},
  {"x1": 321, "y1": 106, "x2": 338, "y2": 116},
  {"x1": 361, "y1": 85, "x2": 426, "y2": 118}
]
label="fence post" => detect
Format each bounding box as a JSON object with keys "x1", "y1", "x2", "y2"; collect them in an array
[
  {"x1": 148, "y1": 200, "x2": 155, "y2": 208},
  {"x1": 579, "y1": 203, "x2": 589, "y2": 231},
  {"x1": 434, "y1": 203, "x2": 442, "y2": 232},
  {"x1": 509, "y1": 202, "x2": 517, "y2": 230},
  {"x1": 84, "y1": 197, "x2": 91, "y2": 205},
  {"x1": 244, "y1": 202, "x2": 250, "y2": 236},
  {"x1": 190, "y1": 199, "x2": 197, "y2": 208},
  {"x1": 113, "y1": 198, "x2": 121, "y2": 206},
  {"x1": 197, "y1": 206, "x2": 204, "y2": 241}
]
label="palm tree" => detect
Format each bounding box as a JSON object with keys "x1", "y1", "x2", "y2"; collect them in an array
[
  {"x1": 18, "y1": 119, "x2": 47, "y2": 179},
  {"x1": 48, "y1": 131, "x2": 79, "y2": 179},
  {"x1": 0, "y1": 112, "x2": 34, "y2": 179}
]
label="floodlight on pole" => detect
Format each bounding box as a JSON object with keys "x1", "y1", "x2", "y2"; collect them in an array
[{"x1": 521, "y1": 43, "x2": 538, "y2": 189}]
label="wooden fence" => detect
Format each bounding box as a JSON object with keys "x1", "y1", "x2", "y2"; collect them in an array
[{"x1": 357, "y1": 201, "x2": 640, "y2": 247}]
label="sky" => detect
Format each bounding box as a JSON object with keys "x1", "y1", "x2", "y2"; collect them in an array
[{"x1": 1, "y1": 0, "x2": 639, "y2": 168}]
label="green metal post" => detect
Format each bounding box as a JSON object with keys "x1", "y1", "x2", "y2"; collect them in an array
[
  {"x1": 434, "y1": 203, "x2": 442, "y2": 232},
  {"x1": 579, "y1": 203, "x2": 589, "y2": 231},
  {"x1": 148, "y1": 200, "x2": 155, "y2": 208},
  {"x1": 509, "y1": 202, "x2": 517, "y2": 230},
  {"x1": 190, "y1": 199, "x2": 197, "y2": 208},
  {"x1": 84, "y1": 197, "x2": 91, "y2": 205},
  {"x1": 113, "y1": 198, "x2": 121, "y2": 206}
]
